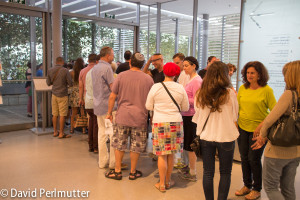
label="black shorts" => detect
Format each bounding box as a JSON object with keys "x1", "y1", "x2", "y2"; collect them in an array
[{"x1": 183, "y1": 116, "x2": 197, "y2": 152}]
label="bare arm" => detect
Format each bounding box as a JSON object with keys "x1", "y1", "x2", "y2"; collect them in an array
[
  {"x1": 143, "y1": 57, "x2": 152, "y2": 76},
  {"x1": 79, "y1": 79, "x2": 84, "y2": 106},
  {"x1": 106, "y1": 92, "x2": 117, "y2": 122}
]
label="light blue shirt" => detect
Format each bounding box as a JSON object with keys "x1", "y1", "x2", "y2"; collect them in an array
[{"x1": 92, "y1": 60, "x2": 116, "y2": 116}]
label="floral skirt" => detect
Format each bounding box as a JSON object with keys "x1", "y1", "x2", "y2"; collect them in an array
[{"x1": 152, "y1": 122, "x2": 183, "y2": 156}]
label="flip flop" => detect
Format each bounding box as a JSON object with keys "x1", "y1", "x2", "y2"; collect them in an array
[
  {"x1": 155, "y1": 183, "x2": 166, "y2": 193},
  {"x1": 58, "y1": 134, "x2": 71, "y2": 139},
  {"x1": 53, "y1": 133, "x2": 59, "y2": 137},
  {"x1": 166, "y1": 180, "x2": 175, "y2": 189}
]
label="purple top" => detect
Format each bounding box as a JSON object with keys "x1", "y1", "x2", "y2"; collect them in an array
[
  {"x1": 181, "y1": 75, "x2": 202, "y2": 116},
  {"x1": 92, "y1": 60, "x2": 115, "y2": 116},
  {"x1": 112, "y1": 70, "x2": 154, "y2": 128}
]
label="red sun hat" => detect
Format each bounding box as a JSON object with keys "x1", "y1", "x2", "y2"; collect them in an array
[{"x1": 163, "y1": 62, "x2": 181, "y2": 77}]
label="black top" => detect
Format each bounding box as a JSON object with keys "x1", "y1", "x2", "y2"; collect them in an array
[
  {"x1": 198, "y1": 69, "x2": 207, "y2": 79},
  {"x1": 25, "y1": 69, "x2": 31, "y2": 88},
  {"x1": 151, "y1": 68, "x2": 165, "y2": 83},
  {"x1": 116, "y1": 62, "x2": 130, "y2": 74}
]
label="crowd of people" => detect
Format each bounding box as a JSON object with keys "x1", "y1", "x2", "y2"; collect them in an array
[{"x1": 45, "y1": 46, "x2": 300, "y2": 200}]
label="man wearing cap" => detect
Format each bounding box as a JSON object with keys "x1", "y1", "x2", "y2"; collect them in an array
[
  {"x1": 143, "y1": 53, "x2": 165, "y2": 83},
  {"x1": 105, "y1": 52, "x2": 154, "y2": 180}
]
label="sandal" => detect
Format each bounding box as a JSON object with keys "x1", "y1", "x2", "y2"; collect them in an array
[
  {"x1": 58, "y1": 134, "x2": 72, "y2": 139},
  {"x1": 105, "y1": 170, "x2": 122, "y2": 180},
  {"x1": 155, "y1": 183, "x2": 166, "y2": 193},
  {"x1": 165, "y1": 180, "x2": 175, "y2": 189},
  {"x1": 53, "y1": 132, "x2": 59, "y2": 137},
  {"x1": 129, "y1": 170, "x2": 143, "y2": 180}
]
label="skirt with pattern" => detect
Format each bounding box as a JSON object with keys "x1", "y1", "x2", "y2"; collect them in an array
[{"x1": 152, "y1": 122, "x2": 183, "y2": 155}]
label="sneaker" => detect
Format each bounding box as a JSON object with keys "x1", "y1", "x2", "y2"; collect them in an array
[
  {"x1": 174, "y1": 162, "x2": 187, "y2": 169},
  {"x1": 235, "y1": 186, "x2": 251, "y2": 196},
  {"x1": 180, "y1": 172, "x2": 197, "y2": 182},
  {"x1": 245, "y1": 190, "x2": 260, "y2": 200},
  {"x1": 178, "y1": 166, "x2": 190, "y2": 175}
]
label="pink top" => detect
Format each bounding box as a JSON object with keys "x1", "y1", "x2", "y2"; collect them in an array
[
  {"x1": 181, "y1": 75, "x2": 202, "y2": 116},
  {"x1": 79, "y1": 63, "x2": 95, "y2": 96}
]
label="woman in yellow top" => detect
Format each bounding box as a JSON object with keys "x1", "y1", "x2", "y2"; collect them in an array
[{"x1": 236, "y1": 61, "x2": 276, "y2": 200}]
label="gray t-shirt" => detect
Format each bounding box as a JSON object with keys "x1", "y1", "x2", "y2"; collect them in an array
[
  {"x1": 112, "y1": 70, "x2": 154, "y2": 128},
  {"x1": 46, "y1": 65, "x2": 73, "y2": 97}
]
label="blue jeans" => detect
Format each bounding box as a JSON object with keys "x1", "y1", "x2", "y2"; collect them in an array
[
  {"x1": 237, "y1": 127, "x2": 266, "y2": 191},
  {"x1": 201, "y1": 140, "x2": 235, "y2": 200},
  {"x1": 263, "y1": 156, "x2": 300, "y2": 200}
]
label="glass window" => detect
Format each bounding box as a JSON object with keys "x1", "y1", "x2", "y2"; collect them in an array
[{"x1": 0, "y1": 0, "x2": 47, "y2": 8}]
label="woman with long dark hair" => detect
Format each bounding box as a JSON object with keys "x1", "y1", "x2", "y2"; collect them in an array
[
  {"x1": 193, "y1": 61, "x2": 239, "y2": 200},
  {"x1": 69, "y1": 58, "x2": 86, "y2": 134}
]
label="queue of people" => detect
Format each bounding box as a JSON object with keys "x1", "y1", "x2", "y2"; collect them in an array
[{"x1": 45, "y1": 47, "x2": 299, "y2": 200}]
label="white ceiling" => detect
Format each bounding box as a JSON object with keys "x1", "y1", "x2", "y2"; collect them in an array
[{"x1": 127, "y1": 0, "x2": 241, "y2": 17}]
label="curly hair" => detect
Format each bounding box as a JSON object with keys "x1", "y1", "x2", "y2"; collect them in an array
[
  {"x1": 196, "y1": 61, "x2": 230, "y2": 112},
  {"x1": 184, "y1": 56, "x2": 199, "y2": 70},
  {"x1": 241, "y1": 61, "x2": 269, "y2": 88}
]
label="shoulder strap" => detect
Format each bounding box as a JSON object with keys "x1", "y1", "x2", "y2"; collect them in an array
[
  {"x1": 201, "y1": 111, "x2": 211, "y2": 133},
  {"x1": 161, "y1": 82, "x2": 181, "y2": 112},
  {"x1": 51, "y1": 67, "x2": 62, "y2": 84}
]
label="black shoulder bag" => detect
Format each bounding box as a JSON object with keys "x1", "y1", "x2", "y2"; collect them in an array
[
  {"x1": 161, "y1": 82, "x2": 181, "y2": 112},
  {"x1": 267, "y1": 90, "x2": 300, "y2": 147},
  {"x1": 190, "y1": 111, "x2": 211, "y2": 157}
]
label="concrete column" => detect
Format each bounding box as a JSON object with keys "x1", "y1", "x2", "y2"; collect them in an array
[
  {"x1": 91, "y1": 23, "x2": 96, "y2": 53},
  {"x1": 188, "y1": 36, "x2": 191, "y2": 56},
  {"x1": 197, "y1": 20, "x2": 201, "y2": 64},
  {"x1": 42, "y1": 12, "x2": 52, "y2": 127},
  {"x1": 133, "y1": 3, "x2": 140, "y2": 53},
  {"x1": 147, "y1": 5, "x2": 150, "y2": 60},
  {"x1": 174, "y1": 18, "x2": 179, "y2": 54},
  {"x1": 52, "y1": 0, "x2": 62, "y2": 65},
  {"x1": 62, "y1": 19, "x2": 68, "y2": 61},
  {"x1": 96, "y1": 0, "x2": 100, "y2": 17},
  {"x1": 201, "y1": 14, "x2": 209, "y2": 69},
  {"x1": 156, "y1": 3, "x2": 161, "y2": 53},
  {"x1": 191, "y1": 0, "x2": 198, "y2": 57},
  {"x1": 221, "y1": 16, "x2": 225, "y2": 61}
]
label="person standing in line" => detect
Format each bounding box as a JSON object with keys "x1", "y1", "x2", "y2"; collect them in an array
[
  {"x1": 83, "y1": 54, "x2": 99, "y2": 153},
  {"x1": 46, "y1": 57, "x2": 73, "y2": 139},
  {"x1": 116, "y1": 50, "x2": 132, "y2": 74},
  {"x1": 179, "y1": 56, "x2": 202, "y2": 182},
  {"x1": 25, "y1": 61, "x2": 32, "y2": 117},
  {"x1": 92, "y1": 47, "x2": 117, "y2": 169},
  {"x1": 172, "y1": 53, "x2": 190, "y2": 170},
  {"x1": 146, "y1": 62, "x2": 189, "y2": 192},
  {"x1": 69, "y1": 57, "x2": 86, "y2": 134},
  {"x1": 105, "y1": 52, "x2": 153, "y2": 180},
  {"x1": 193, "y1": 61, "x2": 239, "y2": 200},
  {"x1": 235, "y1": 61, "x2": 276, "y2": 200},
  {"x1": 252, "y1": 60, "x2": 300, "y2": 200},
  {"x1": 198, "y1": 56, "x2": 219, "y2": 79}
]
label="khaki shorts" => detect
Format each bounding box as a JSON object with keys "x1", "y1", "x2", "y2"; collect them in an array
[{"x1": 52, "y1": 95, "x2": 68, "y2": 117}]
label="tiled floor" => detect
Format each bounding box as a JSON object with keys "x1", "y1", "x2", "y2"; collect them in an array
[{"x1": 0, "y1": 130, "x2": 299, "y2": 200}]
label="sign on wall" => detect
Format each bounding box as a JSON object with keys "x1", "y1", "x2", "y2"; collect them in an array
[{"x1": 238, "y1": 0, "x2": 300, "y2": 100}]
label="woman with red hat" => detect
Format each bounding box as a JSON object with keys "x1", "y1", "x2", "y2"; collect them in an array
[{"x1": 146, "y1": 62, "x2": 189, "y2": 192}]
